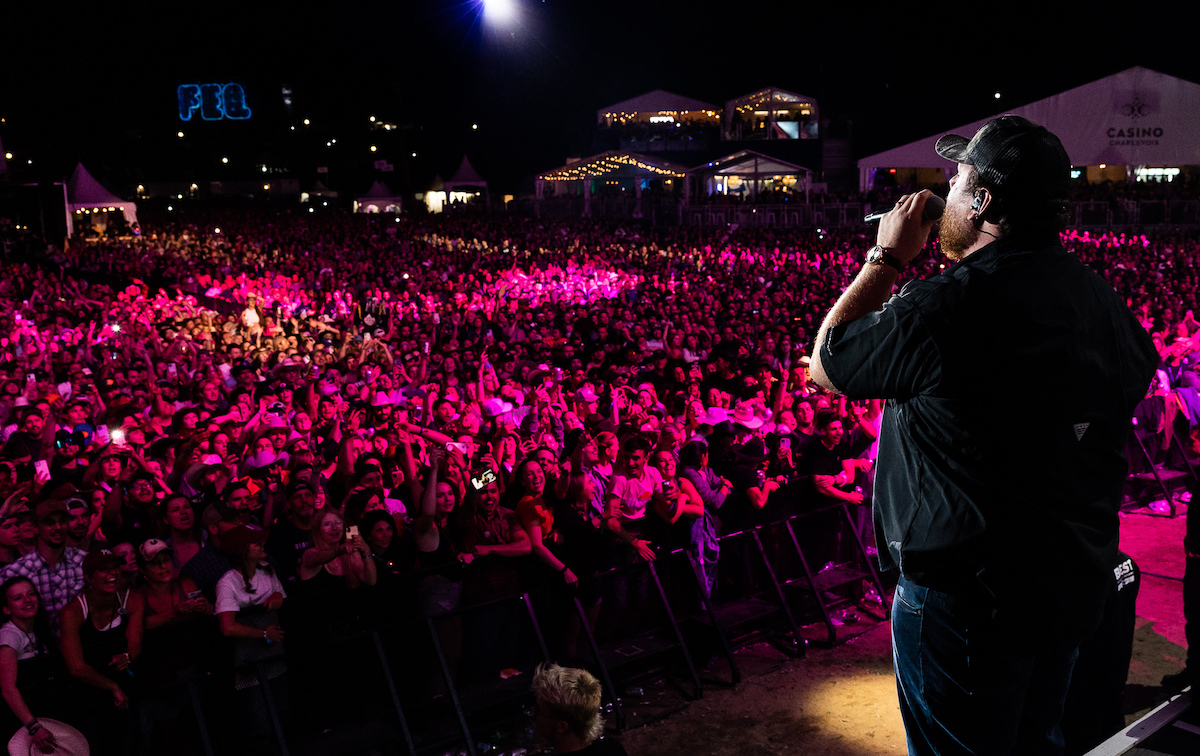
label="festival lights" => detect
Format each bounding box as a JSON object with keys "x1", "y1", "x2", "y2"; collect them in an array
[{"x1": 539, "y1": 152, "x2": 686, "y2": 181}]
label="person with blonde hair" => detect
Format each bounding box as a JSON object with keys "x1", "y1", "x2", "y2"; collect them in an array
[{"x1": 530, "y1": 663, "x2": 626, "y2": 755}]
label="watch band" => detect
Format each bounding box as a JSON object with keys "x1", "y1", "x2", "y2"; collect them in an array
[{"x1": 866, "y1": 245, "x2": 905, "y2": 272}]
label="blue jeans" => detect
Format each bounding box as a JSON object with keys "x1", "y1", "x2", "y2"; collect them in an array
[{"x1": 891, "y1": 576, "x2": 1080, "y2": 756}]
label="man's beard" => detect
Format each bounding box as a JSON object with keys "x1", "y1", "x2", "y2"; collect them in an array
[{"x1": 939, "y1": 209, "x2": 978, "y2": 262}]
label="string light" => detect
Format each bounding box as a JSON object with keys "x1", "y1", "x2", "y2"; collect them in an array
[{"x1": 539, "y1": 152, "x2": 686, "y2": 181}]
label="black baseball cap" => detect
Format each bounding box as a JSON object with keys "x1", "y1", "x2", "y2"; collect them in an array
[{"x1": 935, "y1": 115, "x2": 1071, "y2": 203}]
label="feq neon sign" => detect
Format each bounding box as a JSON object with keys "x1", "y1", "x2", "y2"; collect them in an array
[{"x1": 177, "y1": 83, "x2": 252, "y2": 121}]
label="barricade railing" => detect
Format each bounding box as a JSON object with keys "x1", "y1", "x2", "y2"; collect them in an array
[{"x1": 108, "y1": 501, "x2": 897, "y2": 755}]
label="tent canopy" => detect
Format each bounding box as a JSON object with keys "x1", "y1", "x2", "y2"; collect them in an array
[
  {"x1": 857, "y1": 66, "x2": 1200, "y2": 189},
  {"x1": 698, "y1": 150, "x2": 813, "y2": 177},
  {"x1": 538, "y1": 151, "x2": 690, "y2": 182},
  {"x1": 445, "y1": 156, "x2": 487, "y2": 193},
  {"x1": 354, "y1": 180, "x2": 404, "y2": 213},
  {"x1": 66, "y1": 163, "x2": 138, "y2": 236},
  {"x1": 598, "y1": 90, "x2": 719, "y2": 126}
]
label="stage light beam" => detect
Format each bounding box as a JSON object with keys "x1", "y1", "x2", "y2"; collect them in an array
[{"x1": 484, "y1": 0, "x2": 515, "y2": 22}]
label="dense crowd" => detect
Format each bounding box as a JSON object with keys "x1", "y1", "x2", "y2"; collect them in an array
[{"x1": 0, "y1": 196, "x2": 1194, "y2": 754}]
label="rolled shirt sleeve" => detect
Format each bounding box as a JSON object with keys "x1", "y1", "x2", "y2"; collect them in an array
[{"x1": 820, "y1": 282, "x2": 943, "y2": 401}]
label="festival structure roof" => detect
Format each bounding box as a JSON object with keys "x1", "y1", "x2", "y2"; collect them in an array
[
  {"x1": 597, "y1": 90, "x2": 720, "y2": 126},
  {"x1": 697, "y1": 150, "x2": 813, "y2": 178},
  {"x1": 353, "y1": 180, "x2": 404, "y2": 213},
  {"x1": 445, "y1": 156, "x2": 488, "y2": 194},
  {"x1": 724, "y1": 87, "x2": 819, "y2": 140},
  {"x1": 856, "y1": 67, "x2": 1200, "y2": 190},
  {"x1": 66, "y1": 163, "x2": 138, "y2": 237},
  {"x1": 537, "y1": 151, "x2": 691, "y2": 183}
]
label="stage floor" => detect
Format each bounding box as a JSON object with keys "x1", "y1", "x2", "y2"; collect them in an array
[{"x1": 619, "y1": 504, "x2": 1190, "y2": 756}]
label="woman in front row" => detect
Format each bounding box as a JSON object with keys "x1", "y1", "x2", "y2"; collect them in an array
[
  {"x1": 215, "y1": 526, "x2": 287, "y2": 753},
  {"x1": 60, "y1": 551, "x2": 144, "y2": 756},
  {"x1": 0, "y1": 576, "x2": 70, "y2": 754}
]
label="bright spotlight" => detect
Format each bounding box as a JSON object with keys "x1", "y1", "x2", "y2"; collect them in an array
[{"x1": 484, "y1": 0, "x2": 515, "y2": 21}]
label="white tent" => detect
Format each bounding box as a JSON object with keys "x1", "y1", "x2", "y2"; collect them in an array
[
  {"x1": 857, "y1": 67, "x2": 1200, "y2": 190},
  {"x1": 690, "y1": 149, "x2": 814, "y2": 201},
  {"x1": 597, "y1": 90, "x2": 720, "y2": 127},
  {"x1": 66, "y1": 163, "x2": 138, "y2": 237},
  {"x1": 422, "y1": 157, "x2": 489, "y2": 213},
  {"x1": 353, "y1": 180, "x2": 403, "y2": 214},
  {"x1": 446, "y1": 156, "x2": 486, "y2": 193}
]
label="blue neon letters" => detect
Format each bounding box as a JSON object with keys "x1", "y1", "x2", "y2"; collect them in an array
[{"x1": 178, "y1": 83, "x2": 252, "y2": 121}]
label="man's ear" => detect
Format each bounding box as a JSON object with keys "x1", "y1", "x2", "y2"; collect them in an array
[{"x1": 972, "y1": 187, "x2": 996, "y2": 225}]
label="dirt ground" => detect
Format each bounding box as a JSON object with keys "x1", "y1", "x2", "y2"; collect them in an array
[{"x1": 619, "y1": 505, "x2": 1189, "y2": 756}]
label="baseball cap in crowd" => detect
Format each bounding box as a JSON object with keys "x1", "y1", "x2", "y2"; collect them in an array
[
  {"x1": 35, "y1": 499, "x2": 69, "y2": 523},
  {"x1": 285, "y1": 478, "x2": 316, "y2": 498},
  {"x1": 935, "y1": 115, "x2": 1071, "y2": 204},
  {"x1": 200, "y1": 502, "x2": 233, "y2": 530},
  {"x1": 82, "y1": 550, "x2": 124, "y2": 574},
  {"x1": 64, "y1": 496, "x2": 90, "y2": 514},
  {"x1": 575, "y1": 387, "x2": 600, "y2": 404},
  {"x1": 138, "y1": 538, "x2": 174, "y2": 563},
  {"x1": 220, "y1": 525, "x2": 269, "y2": 557},
  {"x1": 72, "y1": 423, "x2": 95, "y2": 443}
]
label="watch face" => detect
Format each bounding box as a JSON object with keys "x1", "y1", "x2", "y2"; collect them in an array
[{"x1": 866, "y1": 246, "x2": 883, "y2": 264}]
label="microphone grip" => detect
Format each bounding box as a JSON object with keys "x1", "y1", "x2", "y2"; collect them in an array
[{"x1": 864, "y1": 195, "x2": 945, "y2": 224}]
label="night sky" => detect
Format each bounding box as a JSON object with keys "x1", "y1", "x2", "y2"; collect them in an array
[{"x1": 3, "y1": 1, "x2": 1198, "y2": 194}]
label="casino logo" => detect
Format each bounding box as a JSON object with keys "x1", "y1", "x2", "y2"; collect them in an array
[
  {"x1": 1120, "y1": 95, "x2": 1151, "y2": 121},
  {"x1": 1109, "y1": 93, "x2": 1162, "y2": 146}
]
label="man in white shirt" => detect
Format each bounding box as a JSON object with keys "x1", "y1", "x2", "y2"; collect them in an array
[{"x1": 604, "y1": 436, "x2": 666, "y2": 563}]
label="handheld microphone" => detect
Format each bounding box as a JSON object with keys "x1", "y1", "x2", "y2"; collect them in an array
[{"x1": 863, "y1": 195, "x2": 945, "y2": 224}]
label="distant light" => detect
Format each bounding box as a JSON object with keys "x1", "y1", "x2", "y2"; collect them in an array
[
  {"x1": 322, "y1": 202, "x2": 328, "y2": 207},
  {"x1": 484, "y1": 0, "x2": 514, "y2": 21},
  {"x1": 402, "y1": 273, "x2": 409, "y2": 280},
  {"x1": 261, "y1": 166, "x2": 267, "y2": 173},
  {"x1": 167, "y1": 206, "x2": 173, "y2": 211},
  {"x1": 472, "y1": 123, "x2": 478, "y2": 130},
  {"x1": 177, "y1": 131, "x2": 184, "y2": 138},
  {"x1": 1099, "y1": 163, "x2": 1107, "y2": 169},
  {"x1": 214, "y1": 228, "x2": 221, "y2": 234},
  {"x1": 3, "y1": 153, "x2": 10, "y2": 160},
  {"x1": 190, "y1": 183, "x2": 198, "y2": 190},
  {"x1": 395, "y1": 218, "x2": 400, "y2": 223},
  {"x1": 308, "y1": 207, "x2": 314, "y2": 213},
  {"x1": 26, "y1": 160, "x2": 31, "y2": 165},
  {"x1": 111, "y1": 324, "x2": 121, "y2": 333},
  {"x1": 263, "y1": 184, "x2": 270, "y2": 190},
  {"x1": 290, "y1": 126, "x2": 296, "y2": 131},
  {"x1": 412, "y1": 152, "x2": 417, "y2": 158},
  {"x1": 303, "y1": 119, "x2": 310, "y2": 125},
  {"x1": 136, "y1": 185, "x2": 144, "y2": 192},
  {"x1": 369, "y1": 116, "x2": 376, "y2": 122},
  {"x1": 994, "y1": 92, "x2": 1001, "y2": 99},
  {"x1": 370, "y1": 145, "x2": 377, "y2": 152},
  {"x1": 221, "y1": 157, "x2": 229, "y2": 164}
]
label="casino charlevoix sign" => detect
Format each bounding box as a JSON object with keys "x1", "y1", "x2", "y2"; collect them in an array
[
  {"x1": 1107, "y1": 94, "x2": 1162, "y2": 147},
  {"x1": 177, "y1": 83, "x2": 252, "y2": 122}
]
